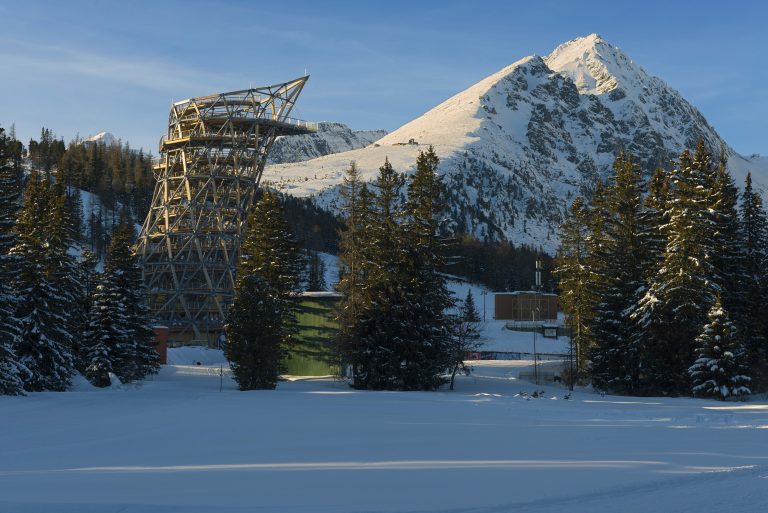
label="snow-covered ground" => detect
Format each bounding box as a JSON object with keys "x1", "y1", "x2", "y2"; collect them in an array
[
  {"x1": 448, "y1": 279, "x2": 570, "y2": 356},
  {"x1": 1, "y1": 353, "x2": 766, "y2": 513}
]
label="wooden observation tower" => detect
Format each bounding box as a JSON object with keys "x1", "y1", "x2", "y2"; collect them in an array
[{"x1": 137, "y1": 77, "x2": 315, "y2": 345}]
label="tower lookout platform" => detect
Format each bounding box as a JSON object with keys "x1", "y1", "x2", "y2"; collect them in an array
[{"x1": 137, "y1": 77, "x2": 315, "y2": 345}]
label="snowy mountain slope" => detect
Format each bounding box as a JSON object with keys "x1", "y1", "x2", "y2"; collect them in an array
[
  {"x1": 267, "y1": 122, "x2": 387, "y2": 164},
  {"x1": 264, "y1": 34, "x2": 768, "y2": 253}
]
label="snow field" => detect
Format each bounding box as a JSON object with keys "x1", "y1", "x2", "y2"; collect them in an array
[{"x1": 1, "y1": 354, "x2": 766, "y2": 513}]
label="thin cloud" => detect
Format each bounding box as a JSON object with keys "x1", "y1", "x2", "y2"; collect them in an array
[{"x1": 0, "y1": 39, "x2": 225, "y2": 94}]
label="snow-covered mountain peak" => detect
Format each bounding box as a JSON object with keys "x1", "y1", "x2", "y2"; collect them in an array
[
  {"x1": 86, "y1": 131, "x2": 117, "y2": 146},
  {"x1": 264, "y1": 35, "x2": 768, "y2": 253},
  {"x1": 544, "y1": 33, "x2": 649, "y2": 97}
]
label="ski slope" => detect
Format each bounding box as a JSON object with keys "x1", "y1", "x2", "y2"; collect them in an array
[{"x1": 1, "y1": 355, "x2": 766, "y2": 513}]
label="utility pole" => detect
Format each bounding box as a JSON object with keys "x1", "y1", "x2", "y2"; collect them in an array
[
  {"x1": 481, "y1": 290, "x2": 488, "y2": 322},
  {"x1": 532, "y1": 260, "x2": 542, "y2": 386},
  {"x1": 218, "y1": 332, "x2": 225, "y2": 392}
]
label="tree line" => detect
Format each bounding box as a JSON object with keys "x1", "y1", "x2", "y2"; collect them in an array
[
  {"x1": 27, "y1": 127, "x2": 155, "y2": 221},
  {"x1": 224, "y1": 148, "x2": 481, "y2": 391},
  {"x1": 0, "y1": 126, "x2": 159, "y2": 395},
  {"x1": 15, "y1": 125, "x2": 548, "y2": 293},
  {"x1": 555, "y1": 142, "x2": 767, "y2": 399}
]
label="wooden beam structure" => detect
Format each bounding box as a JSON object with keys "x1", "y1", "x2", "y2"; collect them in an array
[{"x1": 136, "y1": 77, "x2": 315, "y2": 345}]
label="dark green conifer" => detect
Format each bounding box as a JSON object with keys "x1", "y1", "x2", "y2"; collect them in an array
[
  {"x1": 335, "y1": 162, "x2": 375, "y2": 374},
  {"x1": 346, "y1": 158, "x2": 407, "y2": 389},
  {"x1": 590, "y1": 153, "x2": 647, "y2": 394},
  {"x1": 306, "y1": 249, "x2": 327, "y2": 292},
  {"x1": 0, "y1": 127, "x2": 27, "y2": 395},
  {"x1": 739, "y1": 172, "x2": 768, "y2": 390},
  {"x1": 397, "y1": 147, "x2": 454, "y2": 390},
  {"x1": 225, "y1": 191, "x2": 303, "y2": 390},
  {"x1": 554, "y1": 196, "x2": 594, "y2": 377}
]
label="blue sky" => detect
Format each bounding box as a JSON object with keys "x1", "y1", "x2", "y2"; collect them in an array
[{"x1": 1, "y1": 0, "x2": 766, "y2": 155}]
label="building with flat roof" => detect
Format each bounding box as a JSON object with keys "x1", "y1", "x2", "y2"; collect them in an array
[{"x1": 494, "y1": 291, "x2": 558, "y2": 322}]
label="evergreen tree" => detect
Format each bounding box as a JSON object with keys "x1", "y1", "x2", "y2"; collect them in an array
[
  {"x1": 226, "y1": 275, "x2": 285, "y2": 390},
  {"x1": 64, "y1": 186, "x2": 85, "y2": 243},
  {"x1": 343, "y1": 151, "x2": 454, "y2": 391},
  {"x1": 344, "y1": 158, "x2": 407, "y2": 389},
  {"x1": 110, "y1": 222, "x2": 160, "y2": 382},
  {"x1": 48, "y1": 177, "x2": 88, "y2": 359},
  {"x1": 11, "y1": 173, "x2": 75, "y2": 391},
  {"x1": 72, "y1": 250, "x2": 99, "y2": 372},
  {"x1": 306, "y1": 249, "x2": 327, "y2": 292},
  {"x1": 397, "y1": 147, "x2": 454, "y2": 390},
  {"x1": 448, "y1": 289, "x2": 482, "y2": 390},
  {"x1": 632, "y1": 144, "x2": 719, "y2": 395},
  {"x1": 689, "y1": 297, "x2": 751, "y2": 400},
  {"x1": 0, "y1": 126, "x2": 28, "y2": 395},
  {"x1": 0, "y1": 127, "x2": 22, "y2": 257},
  {"x1": 225, "y1": 191, "x2": 303, "y2": 390},
  {"x1": 81, "y1": 221, "x2": 159, "y2": 385},
  {"x1": 708, "y1": 151, "x2": 745, "y2": 320},
  {"x1": 590, "y1": 153, "x2": 648, "y2": 394},
  {"x1": 82, "y1": 274, "x2": 129, "y2": 387},
  {"x1": 739, "y1": 172, "x2": 768, "y2": 390},
  {"x1": 638, "y1": 168, "x2": 669, "y2": 279},
  {"x1": 335, "y1": 162, "x2": 375, "y2": 374},
  {"x1": 554, "y1": 196, "x2": 594, "y2": 378}
]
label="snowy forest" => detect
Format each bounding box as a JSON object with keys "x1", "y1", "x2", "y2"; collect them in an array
[
  {"x1": 556, "y1": 142, "x2": 768, "y2": 400},
  {"x1": 0, "y1": 126, "x2": 160, "y2": 395},
  {"x1": 4, "y1": 119, "x2": 767, "y2": 400}
]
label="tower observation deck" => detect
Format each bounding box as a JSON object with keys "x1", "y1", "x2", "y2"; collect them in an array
[{"x1": 137, "y1": 77, "x2": 314, "y2": 345}]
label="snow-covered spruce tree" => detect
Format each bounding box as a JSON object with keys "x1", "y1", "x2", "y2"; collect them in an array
[
  {"x1": 82, "y1": 273, "x2": 129, "y2": 387},
  {"x1": 448, "y1": 289, "x2": 482, "y2": 390},
  {"x1": 689, "y1": 297, "x2": 750, "y2": 400},
  {"x1": 0, "y1": 126, "x2": 28, "y2": 395},
  {"x1": 47, "y1": 176, "x2": 94, "y2": 376},
  {"x1": 10, "y1": 172, "x2": 75, "y2": 391},
  {"x1": 632, "y1": 143, "x2": 719, "y2": 396},
  {"x1": 225, "y1": 191, "x2": 303, "y2": 390},
  {"x1": 397, "y1": 146, "x2": 454, "y2": 390},
  {"x1": 590, "y1": 153, "x2": 648, "y2": 394},
  {"x1": 82, "y1": 222, "x2": 159, "y2": 385},
  {"x1": 554, "y1": 196, "x2": 596, "y2": 379},
  {"x1": 106, "y1": 222, "x2": 160, "y2": 382},
  {"x1": 739, "y1": 172, "x2": 768, "y2": 390}
]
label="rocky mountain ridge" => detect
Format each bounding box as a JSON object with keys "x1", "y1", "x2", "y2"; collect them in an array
[{"x1": 263, "y1": 34, "x2": 767, "y2": 253}]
